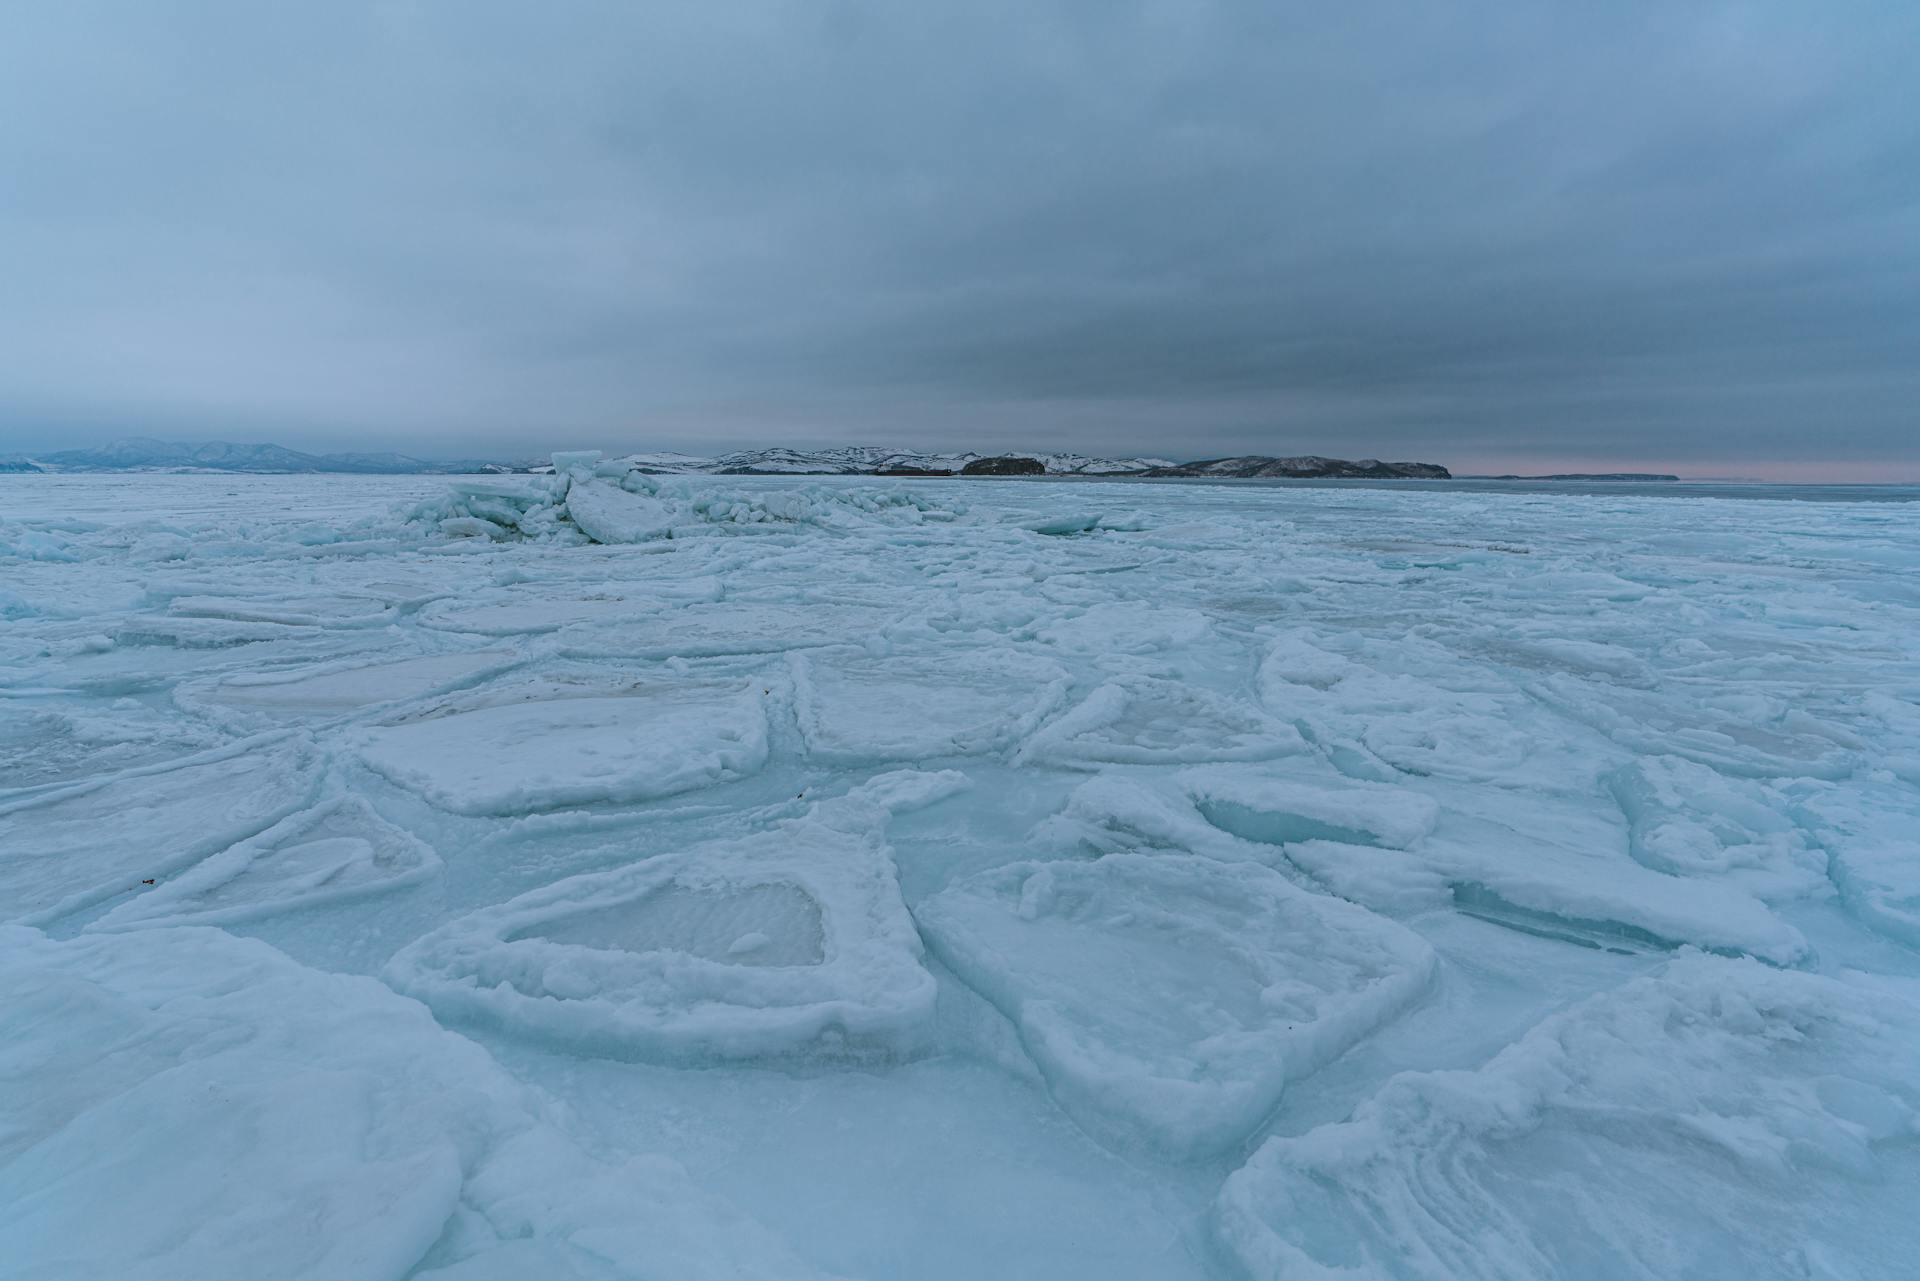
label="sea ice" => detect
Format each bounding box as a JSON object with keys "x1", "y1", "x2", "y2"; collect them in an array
[
  {"x1": 561, "y1": 478, "x2": 677, "y2": 544},
  {"x1": 0, "y1": 925, "x2": 839, "y2": 1281},
  {"x1": 384, "y1": 772, "x2": 964, "y2": 1061},
  {"x1": 89, "y1": 795, "x2": 442, "y2": 930},
  {"x1": 1047, "y1": 766, "x2": 1810, "y2": 964},
  {"x1": 0, "y1": 732, "x2": 318, "y2": 924},
  {"x1": 419, "y1": 583, "x2": 719, "y2": 634},
  {"x1": 918, "y1": 852, "x2": 1435, "y2": 1157},
  {"x1": 791, "y1": 649, "x2": 1070, "y2": 762},
  {"x1": 1215, "y1": 954, "x2": 1920, "y2": 1281},
  {"x1": 0, "y1": 700, "x2": 222, "y2": 793},
  {"x1": 3, "y1": 468, "x2": 1915, "y2": 1281},
  {"x1": 355, "y1": 680, "x2": 771, "y2": 814},
  {"x1": 186, "y1": 648, "x2": 524, "y2": 717},
  {"x1": 168, "y1": 591, "x2": 399, "y2": 628},
  {"x1": 558, "y1": 600, "x2": 896, "y2": 661},
  {"x1": 1789, "y1": 777, "x2": 1920, "y2": 948},
  {"x1": 1017, "y1": 675, "x2": 1307, "y2": 767},
  {"x1": 1606, "y1": 754, "x2": 1828, "y2": 899}
]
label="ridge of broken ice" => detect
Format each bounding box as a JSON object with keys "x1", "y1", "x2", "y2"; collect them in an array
[{"x1": 412, "y1": 453, "x2": 971, "y2": 546}]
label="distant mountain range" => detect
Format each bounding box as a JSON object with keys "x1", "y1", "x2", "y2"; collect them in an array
[{"x1": 0, "y1": 437, "x2": 1452, "y2": 480}]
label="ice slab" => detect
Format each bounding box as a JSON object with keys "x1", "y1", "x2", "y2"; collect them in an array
[
  {"x1": 1017, "y1": 676, "x2": 1308, "y2": 767},
  {"x1": 917, "y1": 853, "x2": 1435, "y2": 1157},
  {"x1": 1036, "y1": 601, "x2": 1213, "y2": 655},
  {"x1": 0, "y1": 733, "x2": 319, "y2": 924},
  {"x1": 188, "y1": 648, "x2": 523, "y2": 715},
  {"x1": 112, "y1": 614, "x2": 309, "y2": 647},
  {"x1": 1790, "y1": 778, "x2": 1920, "y2": 948},
  {"x1": 384, "y1": 773, "x2": 963, "y2": 1061},
  {"x1": 90, "y1": 795, "x2": 441, "y2": 930},
  {"x1": 1025, "y1": 513, "x2": 1103, "y2": 536},
  {"x1": 792, "y1": 649, "x2": 1069, "y2": 762},
  {"x1": 559, "y1": 600, "x2": 895, "y2": 660},
  {"x1": 0, "y1": 701, "x2": 222, "y2": 794},
  {"x1": 1048, "y1": 767, "x2": 1809, "y2": 965},
  {"x1": 1189, "y1": 771, "x2": 1441, "y2": 849},
  {"x1": 420, "y1": 583, "x2": 720, "y2": 634},
  {"x1": 1534, "y1": 672, "x2": 1857, "y2": 780},
  {"x1": 1216, "y1": 954, "x2": 1920, "y2": 1281},
  {"x1": 563, "y1": 478, "x2": 676, "y2": 544},
  {"x1": 357, "y1": 682, "x2": 771, "y2": 815},
  {"x1": 1256, "y1": 631, "x2": 1564, "y2": 788},
  {"x1": 1607, "y1": 755, "x2": 1828, "y2": 900},
  {"x1": 0, "y1": 925, "x2": 840, "y2": 1281},
  {"x1": 168, "y1": 591, "x2": 398, "y2": 628}
]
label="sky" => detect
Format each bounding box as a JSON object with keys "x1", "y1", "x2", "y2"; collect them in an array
[{"x1": 2, "y1": 2, "x2": 1916, "y2": 479}]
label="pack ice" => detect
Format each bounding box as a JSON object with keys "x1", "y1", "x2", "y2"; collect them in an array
[{"x1": 1, "y1": 463, "x2": 1917, "y2": 1281}]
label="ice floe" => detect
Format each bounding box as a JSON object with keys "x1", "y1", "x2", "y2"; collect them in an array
[
  {"x1": 168, "y1": 591, "x2": 400, "y2": 628},
  {"x1": 90, "y1": 795, "x2": 442, "y2": 930},
  {"x1": 557, "y1": 600, "x2": 895, "y2": 661},
  {"x1": 1017, "y1": 675, "x2": 1307, "y2": 767},
  {"x1": 0, "y1": 699, "x2": 223, "y2": 793},
  {"x1": 1789, "y1": 777, "x2": 1920, "y2": 948},
  {"x1": 185, "y1": 648, "x2": 524, "y2": 717},
  {"x1": 385, "y1": 771, "x2": 965, "y2": 1062},
  {"x1": 792, "y1": 649, "x2": 1070, "y2": 762},
  {"x1": 1606, "y1": 754, "x2": 1828, "y2": 899},
  {"x1": 1047, "y1": 765, "x2": 1810, "y2": 964},
  {"x1": 356, "y1": 679, "x2": 773, "y2": 814},
  {"x1": 918, "y1": 852, "x2": 1435, "y2": 1157},
  {"x1": 1216, "y1": 954, "x2": 1920, "y2": 1281},
  {"x1": 0, "y1": 925, "x2": 841, "y2": 1281},
  {"x1": 0, "y1": 732, "x2": 319, "y2": 924}
]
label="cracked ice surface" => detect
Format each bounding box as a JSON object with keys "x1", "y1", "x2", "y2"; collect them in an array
[{"x1": 2, "y1": 470, "x2": 1918, "y2": 1281}]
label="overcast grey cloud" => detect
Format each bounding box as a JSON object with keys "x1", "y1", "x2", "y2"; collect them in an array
[{"x1": 2, "y1": 1, "x2": 1916, "y2": 476}]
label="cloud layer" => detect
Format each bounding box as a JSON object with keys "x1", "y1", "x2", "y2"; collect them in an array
[{"x1": 3, "y1": 1, "x2": 1916, "y2": 475}]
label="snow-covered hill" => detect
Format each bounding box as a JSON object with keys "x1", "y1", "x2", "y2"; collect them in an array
[{"x1": 611, "y1": 446, "x2": 1179, "y2": 476}]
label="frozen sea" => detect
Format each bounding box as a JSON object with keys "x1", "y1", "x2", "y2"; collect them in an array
[{"x1": 3, "y1": 466, "x2": 1918, "y2": 1281}]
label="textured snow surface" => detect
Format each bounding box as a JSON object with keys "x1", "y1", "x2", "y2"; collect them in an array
[
  {"x1": 2, "y1": 469, "x2": 1918, "y2": 1280},
  {"x1": 1216, "y1": 956, "x2": 1920, "y2": 1281}
]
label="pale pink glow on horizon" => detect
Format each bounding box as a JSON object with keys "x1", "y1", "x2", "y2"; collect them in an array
[{"x1": 1442, "y1": 456, "x2": 1920, "y2": 484}]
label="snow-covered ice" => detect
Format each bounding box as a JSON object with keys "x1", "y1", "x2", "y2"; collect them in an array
[
  {"x1": 354, "y1": 678, "x2": 773, "y2": 814},
  {"x1": 918, "y1": 853, "x2": 1434, "y2": 1158},
  {"x1": 2, "y1": 468, "x2": 1917, "y2": 1280},
  {"x1": 385, "y1": 772, "x2": 962, "y2": 1062},
  {"x1": 1215, "y1": 955, "x2": 1920, "y2": 1281},
  {"x1": 89, "y1": 795, "x2": 443, "y2": 930},
  {"x1": 0, "y1": 732, "x2": 319, "y2": 924},
  {"x1": 0, "y1": 925, "x2": 844, "y2": 1281}
]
